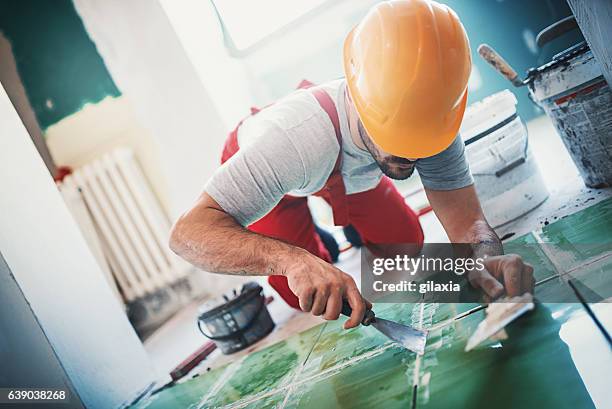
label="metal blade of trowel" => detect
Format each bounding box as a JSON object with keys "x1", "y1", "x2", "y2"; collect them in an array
[
  {"x1": 341, "y1": 300, "x2": 427, "y2": 355},
  {"x1": 371, "y1": 318, "x2": 428, "y2": 355}
]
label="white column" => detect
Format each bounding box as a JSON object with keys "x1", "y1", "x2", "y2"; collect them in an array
[{"x1": 0, "y1": 83, "x2": 156, "y2": 409}]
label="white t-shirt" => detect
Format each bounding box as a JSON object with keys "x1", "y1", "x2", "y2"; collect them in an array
[{"x1": 206, "y1": 79, "x2": 473, "y2": 226}]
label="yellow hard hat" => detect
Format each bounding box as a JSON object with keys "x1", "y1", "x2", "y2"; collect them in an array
[{"x1": 344, "y1": 0, "x2": 471, "y2": 158}]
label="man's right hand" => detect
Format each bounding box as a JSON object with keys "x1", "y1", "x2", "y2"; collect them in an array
[
  {"x1": 283, "y1": 249, "x2": 370, "y2": 329},
  {"x1": 169, "y1": 192, "x2": 370, "y2": 329}
]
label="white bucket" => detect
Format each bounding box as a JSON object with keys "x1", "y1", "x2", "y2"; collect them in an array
[{"x1": 460, "y1": 90, "x2": 549, "y2": 228}]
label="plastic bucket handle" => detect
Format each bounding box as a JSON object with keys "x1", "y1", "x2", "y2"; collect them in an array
[{"x1": 471, "y1": 127, "x2": 530, "y2": 178}]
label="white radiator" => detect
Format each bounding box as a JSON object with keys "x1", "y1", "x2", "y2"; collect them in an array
[{"x1": 58, "y1": 148, "x2": 188, "y2": 302}]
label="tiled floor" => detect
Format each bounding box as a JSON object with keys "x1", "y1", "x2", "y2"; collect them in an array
[{"x1": 132, "y1": 199, "x2": 612, "y2": 409}]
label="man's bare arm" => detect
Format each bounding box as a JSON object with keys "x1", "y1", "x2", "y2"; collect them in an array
[
  {"x1": 425, "y1": 185, "x2": 534, "y2": 297},
  {"x1": 170, "y1": 192, "x2": 295, "y2": 275},
  {"x1": 169, "y1": 192, "x2": 368, "y2": 328}
]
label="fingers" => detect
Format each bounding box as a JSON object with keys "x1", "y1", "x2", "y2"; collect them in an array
[
  {"x1": 480, "y1": 272, "x2": 505, "y2": 299},
  {"x1": 286, "y1": 258, "x2": 365, "y2": 326},
  {"x1": 299, "y1": 287, "x2": 314, "y2": 313},
  {"x1": 343, "y1": 287, "x2": 366, "y2": 329},
  {"x1": 480, "y1": 255, "x2": 535, "y2": 299},
  {"x1": 323, "y1": 289, "x2": 342, "y2": 321},
  {"x1": 471, "y1": 267, "x2": 504, "y2": 300},
  {"x1": 522, "y1": 263, "x2": 535, "y2": 294},
  {"x1": 311, "y1": 287, "x2": 329, "y2": 316},
  {"x1": 501, "y1": 255, "x2": 523, "y2": 297}
]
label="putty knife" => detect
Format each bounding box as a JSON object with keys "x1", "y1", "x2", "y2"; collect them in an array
[{"x1": 341, "y1": 300, "x2": 428, "y2": 355}]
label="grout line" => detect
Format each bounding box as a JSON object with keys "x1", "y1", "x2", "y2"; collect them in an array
[
  {"x1": 530, "y1": 232, "x2": 612, "y2": 279},
  {"x1": 411, "y1": 302, "x2": 426, "y2": 409},
  {"x1": 565, "y1": 251, "x2": 612, "y2": 275},
  {"x1": 411, "y1": 385, "x2": 418, "y2": 409},
  {"x1": 531, "y1": 231, "x2": 566, "y2": 277},
  {"x1": 197, "y1": 359, "x2": 243, "y2": 409},
  {"x1": 222, "y1": 339, "x2": 398, "y2": 408},
  {"x1": 291, "y1": 342, "x2": 395, "y2": 385},
  {"x1": 426, "y1": 304, "x2": 487, "y2": 333},
  {"x1": 278, "y1": 323, "x2": 327, "y2": 409},
  {"x1": 300, "y1": 323, "x2": 327, "y2": 368},
  {"x1": 535, "y1": 273, "x2": 561, "y2": 287},
  {"x1": 225, "y1": 342, "x2": 395, "y2": 409},
  {"x1": 530, "y1": 244, "x2": 611, "y2": 287}
]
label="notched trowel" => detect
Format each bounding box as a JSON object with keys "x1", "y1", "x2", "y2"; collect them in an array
[
  {"x1": 341, "y1": 300, "x2": 428, "y2": 355},
  {"x1": 465, "y1": 293, "x2": 535, "y2": 352}
]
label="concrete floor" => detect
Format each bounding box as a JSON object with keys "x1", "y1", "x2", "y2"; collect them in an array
[{"x1": 143, "y1": 114, "x2": 612, "y2": 385}]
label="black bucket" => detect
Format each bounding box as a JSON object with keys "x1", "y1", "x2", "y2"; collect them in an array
[{"x1": 197, "y1": 282, "x2": 274, "y2": 354}]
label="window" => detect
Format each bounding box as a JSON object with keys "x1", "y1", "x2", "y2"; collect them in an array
[{"x1": 211, "y1": 0, "x2": 330, "y2": 52}]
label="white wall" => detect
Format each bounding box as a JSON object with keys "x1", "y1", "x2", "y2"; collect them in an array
[
  {"x1": 160, "y1": 0, "x2": 377, "y2": 124},
  {"x1": 73, "y1": 0, "x2": 229, "y2": 220},
  {"x1": 45, "y1": 95, "x2": 173, "y2": 214},
  {"x1": 0, "y1": 83, "x2": 156, "y2": 409},
  {"x1": 159, "y1": 0, "x2": 254, "y2": 128}
]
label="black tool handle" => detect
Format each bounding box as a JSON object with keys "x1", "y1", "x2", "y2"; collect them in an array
[{"x1": 341, "y1": 299, "x2": 376, "y2": 326}]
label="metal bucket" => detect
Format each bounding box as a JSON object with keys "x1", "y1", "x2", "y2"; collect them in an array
[
  {"x1": 527, "y1": 44, "x2": 612, "y2": 187},
  {"x1": 478, "y1": 16, "x2": 612, "y2": 188},
  {"x1": 197, "y1": 282, "x2": 274, "y2": 354}
]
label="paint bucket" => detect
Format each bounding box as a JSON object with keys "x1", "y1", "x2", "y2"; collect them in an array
[
  {"x1": 478, "y1": 16, "x2": 612, "y2": 188},
  {"x1": 528, "y1": 43, "x2": 612, "y2": 187},
  {"x1": 460, "y1": 90, "x2": 549, "y2": 228},
  {"x1": 197, "y1": 282, "x2": 274, "y2": 354}
]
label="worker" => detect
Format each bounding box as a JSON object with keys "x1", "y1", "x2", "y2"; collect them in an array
[{"x1": 169, "y1": 0, "x2": 534, "y2": 329}]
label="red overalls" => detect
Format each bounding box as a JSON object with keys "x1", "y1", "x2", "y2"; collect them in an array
[{"x1": 220, "y1": 86, "x2": 424, "y2": 309}]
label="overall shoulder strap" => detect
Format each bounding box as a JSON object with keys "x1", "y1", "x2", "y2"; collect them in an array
[{"x1": 310, "y1": 87, "x2": 349, "y2": 226}]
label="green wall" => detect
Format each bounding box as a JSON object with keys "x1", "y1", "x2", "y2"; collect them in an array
[
  {"x1": 0, "y1": 0, "x2": 120, "y2": 130},
  {"x1": 443, "y1": 0, "x2": 583, "y2": 120}
]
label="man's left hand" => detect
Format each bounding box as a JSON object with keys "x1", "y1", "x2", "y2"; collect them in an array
[{"x1": 469, "y1": 254, "x2": 535, "y2": 300}]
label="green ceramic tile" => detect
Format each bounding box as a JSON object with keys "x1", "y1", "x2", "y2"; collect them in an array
[
  {"x1": 538, "y1": 242, "x2": 612, "y2": 279},
  {"x1": 205, "y1": 323, "x2": 325, "y2": 407},
  {"x1": 300, "y1": 303, "x2": 419, "y2": 378},
  {"x1": 419, "y1": 302, "x2": 484, "y2": 332},
  {"x1": 509, "y1": 232, "x2": 539, "y2": 244},
  {"x1": 539, "y1": 198, "x2": 612, "y2": 245},
  {"x1": 535, "y1": 199, "x2": 612, "y2": 272},
  {"x1": 130, "y1": 364, "x2": 228, "y2": 409},
  {"x1": 502, "y1": 200, "x2": 612, "y2": 282},
  {"x1": 284, "y1": 345, "x2": 415, "y2": 409},
  {"x1": 132, "y1": 200, "x2": 612, "y2": 409},
  {"x1": 534, "y1": 275, "x2": 577, "y2": 303},
  {"x1": 505, "y1": 234, "x2": 558, "y2": 281},
  {"x1": 416, "y1": 302, "x2": 610, "y2": 409},
  {"x1": 236, "y1": 391, "x2": 286, "y2": 409},
  {"x1": 373, "y1": 301, "x2": 422, "y2": 324},
  {"x1": 565, "y1": 254, "x2": 612, "y2": 302}
]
